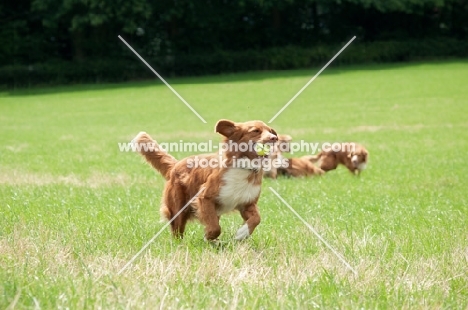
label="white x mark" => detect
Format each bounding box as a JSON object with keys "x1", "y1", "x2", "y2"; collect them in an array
[
  {"x1": 118, "y1": 35, "x2": 207, "y2": 123},
  {"x1": 268, "y1": 36, "x2": 356, "y2": 123},
  {"x1": 269, "y1": 187, "x2": 358, "y2": 275}
]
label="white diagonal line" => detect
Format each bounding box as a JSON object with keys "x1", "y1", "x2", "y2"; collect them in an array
[
  {"x1": 269, "y1": 187, "x2": 358, "y2": 275},
  {"x1": 268, "y1": 36, "x2": 356, "y2": 123},
  {"x1": 118, "y1": 186, "x2": 205, "y2": 275},
  {"x1": 118, "y1": 35, "x2": 207, "y2": 124}
]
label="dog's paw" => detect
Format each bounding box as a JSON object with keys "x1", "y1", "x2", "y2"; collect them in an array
[
  {"x1": 235, "y1": 224, "x2": 250, "y2": 240},
  {"x1": 316, "y1": 167, "x2": 325, "y2": 175},
  {"x1": 204, "y1": 237, "x2": 221, "y2": 246}
]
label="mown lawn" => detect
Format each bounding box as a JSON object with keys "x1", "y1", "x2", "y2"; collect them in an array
[{"x1": 1, "y1": 61, "x2": 468, "y2": 308}]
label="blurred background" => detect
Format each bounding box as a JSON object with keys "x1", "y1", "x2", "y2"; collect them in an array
[{"x1": 1, "y1": 0, "x2": 467, "y2": 87}]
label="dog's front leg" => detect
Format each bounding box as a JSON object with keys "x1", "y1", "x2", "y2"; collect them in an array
[{"x1": 236, "y1": 204, "x2": 261, "y2": 240}]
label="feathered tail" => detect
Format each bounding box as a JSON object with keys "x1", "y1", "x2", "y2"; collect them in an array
[{"x1": 132, "y1": 132, "x2": 177, "y2": 180}]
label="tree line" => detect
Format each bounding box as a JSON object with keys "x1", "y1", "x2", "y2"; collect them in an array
[{"x1": 1, "y1": 0, "x2": 467, "y2": 85}]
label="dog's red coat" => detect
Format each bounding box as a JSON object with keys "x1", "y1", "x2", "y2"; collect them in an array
[
  {"x1": 133, "y1": 119, "x2": 277, "y2": 240},
  {"x1": 307, "y1": 143, "x2": 369, "y2": 175}
]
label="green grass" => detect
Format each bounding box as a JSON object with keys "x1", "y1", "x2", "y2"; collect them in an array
[{"x1": 1, "y1": 61, "x2": 468, "y2": 308}]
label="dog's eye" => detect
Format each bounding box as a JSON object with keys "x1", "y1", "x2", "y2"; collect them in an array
[{"x1": 252, "y1": 129, "x2": 260, "y2": 133}]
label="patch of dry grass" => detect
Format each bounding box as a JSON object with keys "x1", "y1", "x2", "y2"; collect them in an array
[
  {"x1": 0, "y1": 169, "x2": 137, "y2": 188},
  {"x1": 1, "y1": 218, "x2": 467, "y2": 308}
]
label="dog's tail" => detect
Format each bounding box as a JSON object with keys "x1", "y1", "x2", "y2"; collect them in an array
[{"x1": 132, "y1": 132, "x2": 177, "y2": 180}]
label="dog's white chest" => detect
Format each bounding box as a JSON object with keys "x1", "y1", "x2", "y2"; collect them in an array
[{"x1": 217, "y1": 169, "x2": 261, "y2": 215}]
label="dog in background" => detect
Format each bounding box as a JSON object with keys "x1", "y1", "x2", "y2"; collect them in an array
[
  {"x1": 278, "y1": 156, "x2": 325, "y2": 177},
  {"x1": 132, "y1": 119, "x2": 278, "y2": 241},
  {"x1": 264, "y1": 134, "x2": 324, "y2": 178},
  {"x1": 263, "y1": 134, "x2": 292, "y2": 179},
  {"x1": 305, "y1": 142, "x2": 369, "y2": 175}
]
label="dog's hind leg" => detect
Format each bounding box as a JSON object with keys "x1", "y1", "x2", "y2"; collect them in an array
[
  {"x1": 308, "y1": 162, "x2": 326, "y2": 176},
  {"x1": 305, "y1": 153, "x2": 321, "y2": 163},
  {"x1": 319, "y1": 155, "x2": 338, "y2": 172},
  {"x1": 196, "y1": 199, "x2": 221, "y2": 241},
  {"x1": 164, "y1": 186, "x2": 190, "y2": 239},
  {"x1": 169, "y1": 207, "x2": 191, "y2": 239}
]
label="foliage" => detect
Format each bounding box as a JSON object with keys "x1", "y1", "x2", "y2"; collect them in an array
[
  {"x1": 1, "y1": 0, "x2": 467, "y2": 84},
  {"x1": 2, "y1": 38, "x2": 467, "y2": 88}
]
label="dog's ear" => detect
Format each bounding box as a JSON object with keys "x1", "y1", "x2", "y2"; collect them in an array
[
  {"x1": 363, "y1": 150, "x2": 369, "y2": 161},
  {"x1": 277, "y1": 134, "x2": 291, "y2": 152},
  {"x1": 215, "y1": 119, "x2": 237, "y2": 138},
  {"x1": 278, "y1": 134, "x2": 292, "y2": 142},
  {"x1": 270, "y1": 128, "x2": 278, "y2": 137}
]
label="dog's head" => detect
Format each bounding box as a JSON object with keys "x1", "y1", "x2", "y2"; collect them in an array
[
  {"x1": 276, "y1": 134, "x2": 292, "y2": 154},
  {"x1": 348, "y1": 145, "x2": 369, "y2": 172},
  {"x1": 215, "y1": 119, "x2": 277, "y2": 160}
]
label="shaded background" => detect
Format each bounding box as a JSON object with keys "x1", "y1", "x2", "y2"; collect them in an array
[{"x1": 1, "y1": 0, "x2": 467, "y2": 87}]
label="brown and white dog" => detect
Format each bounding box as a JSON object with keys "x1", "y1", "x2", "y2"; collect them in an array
[
  {"x1": 278, "y1": 156, "x2": 325, "y2": 177},
  {"x1": 263, "y1": 134, "x2": 292, "y2": 179},
  {"x1": 305, "y1": 142, "x2": 369, "y2": 175},
  {"x1": 132, "y1": 119, "x2": 277, "y2": 241}
]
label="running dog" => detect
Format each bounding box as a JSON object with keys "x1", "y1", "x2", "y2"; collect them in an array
[
  {"x1": 306, "y1": 143, "x2": 369, "y2": 175},
  {"x1": 132, "y1": 119, "x2": 278, "y2": 241}
]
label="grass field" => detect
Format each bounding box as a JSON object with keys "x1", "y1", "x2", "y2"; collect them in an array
[{"x1": 1, "y1": 61, "x2": 468, "y2": 308}]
